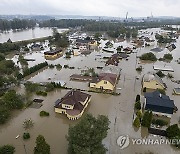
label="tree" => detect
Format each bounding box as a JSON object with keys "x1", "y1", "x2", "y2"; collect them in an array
[
  {"x1": 163, "y1": 54, "x2": 173, "y2": 61},
  {"x1": 166, "y1": 124, "x2": 180, "y2": 139},
  {"x1": 23, "y1": 119, "x2": 34, "y2": 130},
  {"x1": 34, "y1": 135, "x2": 50, "y2": 154},
  {"x1": 135, "y1": 101, "x2": 141, "y2": 110},
  {"x1": 0, "y1": 145, "x2": 15, "y2": 154},
  {"x1": 24, "y1": 82, "x2": 40, "y2": 92},
  {"x1": 2, "y1": 90, "x2": 23, "y2": 109},
  {"x1": 140, "y1": 52, "x2": 157, "y2": 61},
  {"x1": 135, "y1": 94, "x2": 140, "y2": 102},
  {"x1": 0, "y1": 54, "x2": 5, "y2": 61},
  {"x1": 141, "y1": 111, "x2": 152, "y2": 128},
  {"x1": 133, "y1": 117, "x2": 141, "y2": 128},
  {"x1": 136, "y1": 110, "x2": 142, "y2": 119},
  {"x1": 67, "y1": 114, "x2": 110, "y2": 154},
  {"x1": 0, "y1": 106, "x2": 10, "y2": 124}
]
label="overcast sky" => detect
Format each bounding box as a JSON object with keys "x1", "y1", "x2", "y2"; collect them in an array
[{"x1": 0, "y1": 0, "x2": 180, "y2": 17}]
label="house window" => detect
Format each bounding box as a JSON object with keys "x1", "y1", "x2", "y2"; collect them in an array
[{"x1": 104, "y1": 81, "x2": 107, "y2": 84}]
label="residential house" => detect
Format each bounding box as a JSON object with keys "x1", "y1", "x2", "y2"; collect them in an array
[
  {"x1": 123, "y1": 47, "x2": 133, "y2": 53},
  {"x1": 54, "y1": 89, "x2": 91, "y2": 120},
  {"x1": 76, "y1": 39, "x2": 97, "y2": 51},
  {"x1": 90, "y1": 73, "x2": 118, "y2": 91},
  {"x1": 142, "y1": 72, "x2": 167, "y2": 90},
  {"x1": 173, "y1": 88, "x2": 180, "y2": 95},
  {"x1": 144, "y1": 90, "x2": 175, "y2": 118},
  {"x1": 106, "y1": 54, "x2": 119, "y2": 66},
  {"x1": 44, "y1": 49, "x2": 62, "y2": 59}
]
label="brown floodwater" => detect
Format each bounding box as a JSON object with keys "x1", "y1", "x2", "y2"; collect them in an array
[
  {"x1": 0, "y1": 27, "x2": 68, "y2": 43},
  {"x1": 1, "y1": 27, "x2": 180, "y2": 154}
]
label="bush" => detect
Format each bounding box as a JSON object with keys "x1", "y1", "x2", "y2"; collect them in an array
[
  {"x1": 166, "y1": 124, "x2": 180, "y2": 139},
  {"x1": 133, "y1": 117, "x2": 141, "y2": 128},
  {"x1": 152, "y1": 119, "x2": 168, "y2": 126},
  {"x1": 135, "y1": 101, "x2": 141, "y2": 110},
  {"x1": 24, "y1": 82, "x2": 40, "y2": 92},
  {"x1": 48, "y1": 64, "x2": 54, "y2": 69},
  {"x1": 136, "y1": 110, "x2": 142, "y2": 119},
  {"x1": 69, "y1": 66, "x2": 75, "y2": 69},
  {"x1": 0, "y1": 145, "x2": 15, "y2": 154},
  {"x1": 36, "y1": 91, "x2": 47, "y2": 96},
  {"x1": 23, "y1": 132, "x2": 30, "y2": 140},
  {"x1": 45, "y1": 83, "x2": 54, "y2": 92},
  {"x1": 64, "y1": 65, "x2": 69, "y2": 68},
  {"x1": 56, "y1": 64, "x2": 62, "y2": 69},
  {"x1": 163, "y1": 54, "x2": 173, "y2": 61},
  {"x1": 140, "y1": 52, "x2": 157, "y2": 61},
  {"x1": 155, "y1": 119, "x2": 168, "y2": 126},
  {"x1": 135, "y1": 94, "x2": 140, "y2": 102},
  {"x1": 40, "y1": 111, "x2": 50, "y2": 117}
]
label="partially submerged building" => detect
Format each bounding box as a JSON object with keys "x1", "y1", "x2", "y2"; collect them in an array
[
  {"x1": 90, "y1": 73, "x2": 118, "y2": 91},
  {"x1": 144, "y1": 90, "x2": 175, "y2": 118},
  {"x1": 142, "y1": 72, "x2": 167, "y2": 90},
  {"x1": 173, "y1": 88, "x2": 180, "y2": 95},
  {"x1": 89, "y1": 65, "x2": 121, "y2": 91},
  {"x1": 54, "y1": 89, "x2": 91, "y2": 120},
  {"x1": 44, "y1": 49, "x2": 62, "y2": 59},
  {"x1": 105, "y1": 54, "x2": 119, "y2": 66}
]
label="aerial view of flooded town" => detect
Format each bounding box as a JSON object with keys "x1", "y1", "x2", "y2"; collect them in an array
[{"x1": 0, "y1": 0, "x2": 180, "y2": 154}]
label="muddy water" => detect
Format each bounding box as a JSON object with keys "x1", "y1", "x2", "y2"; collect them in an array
[
  {"x1": 0, "y1": 89, "x2": 112, "y2": 154},
  {"x1": 1, "y1": 28, "x2": 180, "y2": 154},
  {"x1": 0, "y1": 27, "x2": 68, "y2": 43}
]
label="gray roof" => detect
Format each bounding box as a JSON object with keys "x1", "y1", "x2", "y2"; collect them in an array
[{"x1": 145, "y1": 90, "x2": 175, "y2": 114}]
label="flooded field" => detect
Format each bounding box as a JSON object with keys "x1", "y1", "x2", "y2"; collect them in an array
[
  {"x1": 1, "y1": 27, "x2": 180, "y2": 154},
  {"x1": 0, "y1": 27, "x2": 68, "y2": 43}
]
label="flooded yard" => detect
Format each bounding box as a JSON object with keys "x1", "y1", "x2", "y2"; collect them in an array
[{"x1": 1, "y1": 27, "x2": 180, "y2": 154}]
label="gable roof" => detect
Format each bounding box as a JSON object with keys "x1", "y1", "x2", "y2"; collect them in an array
[
  {"x1": 143, "y1": 72, "x2": 167, "y2": 89},
  {"x1": 98, "y1": 73, "x2": 117, "y2": 85},
  {"x1": 145, "y1": 90, "x2": 175, "y2": 114}
]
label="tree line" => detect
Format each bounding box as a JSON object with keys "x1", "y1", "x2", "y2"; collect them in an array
[{"x1": 0, "y1": 18, "x2": 36, "y2": 31}]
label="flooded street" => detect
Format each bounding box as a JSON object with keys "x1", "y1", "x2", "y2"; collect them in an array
[{"x1": 1, "y1": 27, "x2": 180, "y2": 154}]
